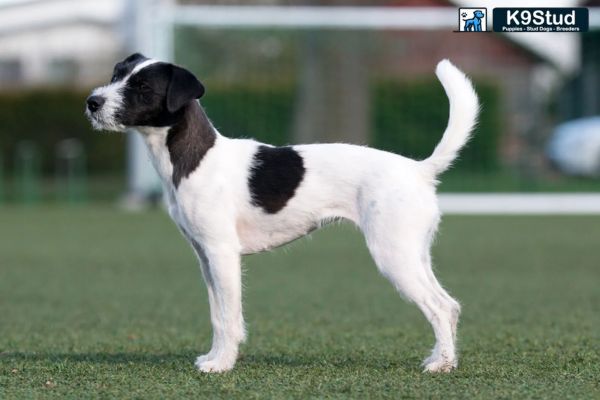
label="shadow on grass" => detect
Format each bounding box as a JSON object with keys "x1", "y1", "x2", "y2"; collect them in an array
[
  {"x1": 0, "y1": 351, "x2": 194, "y2": 365},
  {"x1": 1, "y1": 350, "x2": 420, "y2": 371},
  {"x1": 239, "y1": 352, "x2": 421, "y2": 371}
]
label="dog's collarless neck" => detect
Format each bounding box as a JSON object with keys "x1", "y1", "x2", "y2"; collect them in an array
[{"x1": 165, "y1": 102, "x2": 217, "y2": 188}]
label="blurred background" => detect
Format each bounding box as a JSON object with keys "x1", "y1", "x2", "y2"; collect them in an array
[
  {"x1": 0, "y1": 0, "x2": 598, "y2": 207},
  {"x1": 1, "y1": 3, "x2": 600, "y2": 396}
]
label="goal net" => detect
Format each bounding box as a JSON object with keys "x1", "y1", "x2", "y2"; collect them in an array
[{"x1": 128, "y1": 3, "x2": 600, "y2": 213}]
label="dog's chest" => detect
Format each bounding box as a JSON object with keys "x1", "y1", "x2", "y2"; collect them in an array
[
  {"x1": 164, "y1": 186, "x2": 189, "y2": 233},
  {"x1": 165, "y1": 186, "x2": 214, "y2": 250}
]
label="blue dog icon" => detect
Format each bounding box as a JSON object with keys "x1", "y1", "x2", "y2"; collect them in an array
[{"x1": 463, "y1": 10, "x2": 485, "y2": 31}]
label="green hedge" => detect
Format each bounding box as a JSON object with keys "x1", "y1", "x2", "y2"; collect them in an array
[
  {"x1": 373, "y1": 79, "x2": 501, "y2": 171},
  {"x1": 0, "y1": 80, "x2": 501, "y2": 177},
  {"x1": 201, "y1": 84, "x2": 294, "y2": 146},
  {"x1": 0, "y1": 90, "x2": 126, "y2": 175}
]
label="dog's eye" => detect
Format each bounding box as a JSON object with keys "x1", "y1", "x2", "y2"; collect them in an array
[
  {"x1": 110, "y1": 75, "x2": 117, "y2": 83},
  {"x1": 137, "y1": 83, "x2": 151, "y2": 92}
]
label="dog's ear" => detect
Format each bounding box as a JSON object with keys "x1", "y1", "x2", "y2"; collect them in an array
[
  {"x1": 125, "y1": 53, "x2": 147, "y2": 63},
  {"x1": 166, "y1": 65, "x2": 205, "y2": 113}
]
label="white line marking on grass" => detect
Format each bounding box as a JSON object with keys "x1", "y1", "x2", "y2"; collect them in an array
[{"x1": 440, "y1": 193, "x2": 600, "y2": 215}]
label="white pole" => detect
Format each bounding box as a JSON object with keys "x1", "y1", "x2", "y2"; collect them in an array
[
  {"x1": 172, "y1": 5, "x2": 458, "y2": 29},
  {"x1": 125, "y1": 0, "x2": 174, "y2": 205}
]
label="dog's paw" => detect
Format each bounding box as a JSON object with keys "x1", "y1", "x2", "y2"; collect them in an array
[
  {"x1": 195, "y1": 354, "x2": 236, "y2": 373},
  {"x1": 194, "y1": 352, "x2": 214, "y2": 366},
  {"x1": 422, "y1": 356, "x2": 457, "y2": 373}
]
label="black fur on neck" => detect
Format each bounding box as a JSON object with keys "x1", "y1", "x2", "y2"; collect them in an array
[{"x1": 166, "y1": 101, "x2": 216, "y2": 188}]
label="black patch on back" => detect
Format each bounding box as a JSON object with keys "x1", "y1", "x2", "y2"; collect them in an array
[
  {"x1": 248, "y1": 146, "x2": 305, "y2": 214},
  {"x1": 111, "y1": 53, "x2": 148, "y2": 82},
  {"x1": 166, "y1": 102, "x2": 216, "y2": 188}
]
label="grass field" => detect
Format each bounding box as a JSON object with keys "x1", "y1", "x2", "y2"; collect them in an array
[{"x1": 1, "y1": 206, "x2": 599, "y2": 399}]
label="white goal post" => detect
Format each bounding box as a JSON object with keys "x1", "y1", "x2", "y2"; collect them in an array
[
  {"x1": 162, "y1": 4, "x2": 600, "y2": 31},
  {"x1": 127, "y1": 0, "x2": 600, "y2": 214},
  {"x1": 172, "y1": 6, "x2": 459, "y2": 30}
]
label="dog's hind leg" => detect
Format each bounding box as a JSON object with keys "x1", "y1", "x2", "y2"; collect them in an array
[
  {"x1": 419, "y1": 229, "x2": 461, "y2": 370},
  {"x1": 423, "y1": 259, "x2": 460, "y2": 343},
  {"x1": 360, "y1": 200, "x2": 460, "y2": 372}
]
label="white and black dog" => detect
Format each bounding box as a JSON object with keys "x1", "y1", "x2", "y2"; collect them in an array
[{"x1": 86, "y1": 53, "x2": 478, "y2": 373}]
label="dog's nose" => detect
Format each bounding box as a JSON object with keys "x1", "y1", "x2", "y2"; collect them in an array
[{"x1": 86, "y1": 95, "x2": 105, "y2": 112}]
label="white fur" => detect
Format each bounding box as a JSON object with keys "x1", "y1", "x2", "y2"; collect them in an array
[
  {"x1": 423, "y1": 60, "x2": 480, "y2": 178},
  {"x1": 97, "y1": 59, "x2": 479, "y2": 373}
]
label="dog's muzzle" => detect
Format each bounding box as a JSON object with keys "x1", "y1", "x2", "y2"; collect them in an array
[{"x1": 85, "y1": 93, "x2": 123, "y2": 131}]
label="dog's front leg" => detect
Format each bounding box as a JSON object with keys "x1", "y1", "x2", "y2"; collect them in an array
[{"x1": 191, "y1": 242, "x2": 245, "y2": 373}]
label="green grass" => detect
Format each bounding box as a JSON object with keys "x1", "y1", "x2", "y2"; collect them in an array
[{"x1": 1, "y1": 207, "x2": 599, "y2": 399}]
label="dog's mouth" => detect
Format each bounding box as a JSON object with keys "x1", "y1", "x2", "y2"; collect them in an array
[
  {"x1": 85, "y1": 108, "x2": 125, "y2": 132},
  {"x1": 86, "y1": 109, "x2": 110, "y2": 131}
]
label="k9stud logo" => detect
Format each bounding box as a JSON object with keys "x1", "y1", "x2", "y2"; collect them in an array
[
  {"x1": 458, "y1": 8, "x2": 488, "y2": 32},
  {"x1": 493, "y1": 8, "x2": 589, "y2": 32}
]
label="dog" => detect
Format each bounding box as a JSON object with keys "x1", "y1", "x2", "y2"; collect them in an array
[
  {"x1": 86, "y1": 53, "x2": 479, "y2": 373},
  {"x1": 463, "y1": 10, "x2": 485, "y2": 31}
]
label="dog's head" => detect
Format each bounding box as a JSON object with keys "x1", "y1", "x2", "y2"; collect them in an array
[
  {"x1": 86, "y1": 53, "x2": 205, "y2": 132},
  {"x1": 473, "y1": 10, "x2": 485, "y2": 18}
]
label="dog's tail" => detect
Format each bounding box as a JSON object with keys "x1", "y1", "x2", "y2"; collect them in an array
[{"x1": 421, "y1": 60, "x2": 479, "y2": 178}]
